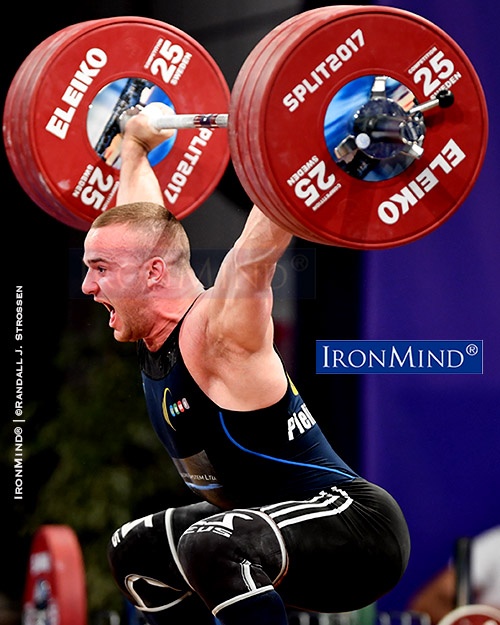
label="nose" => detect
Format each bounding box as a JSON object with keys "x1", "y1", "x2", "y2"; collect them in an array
[{"x1": 81, "y1": 268, "x2": 97, "y2": 296}]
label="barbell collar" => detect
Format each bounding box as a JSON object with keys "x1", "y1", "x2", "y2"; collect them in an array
[{"x1": 409, "y1": 89, "x2": 455, "y2": 115}]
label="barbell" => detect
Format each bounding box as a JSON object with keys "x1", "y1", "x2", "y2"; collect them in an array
[{"x1": 2, "y1": 6, "x2": 489, "y2": 249}]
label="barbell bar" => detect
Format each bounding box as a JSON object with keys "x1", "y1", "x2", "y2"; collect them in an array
[{"x1": 125, "y1": 87, "x2": 455, "y2": 151}]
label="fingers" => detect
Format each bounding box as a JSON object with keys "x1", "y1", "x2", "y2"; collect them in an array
[
  {"x1": 121, "y1": 102, "x2": 176, "y2": 152},
  {"x1": 140, "y1": 102, "x2": 176, "y2": 137}
]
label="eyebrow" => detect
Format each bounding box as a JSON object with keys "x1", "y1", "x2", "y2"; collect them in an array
[{"x1": 83, "y1": 256, "x2": 108, "y2": 267}]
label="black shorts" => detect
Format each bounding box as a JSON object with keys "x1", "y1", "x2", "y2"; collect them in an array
[{"x1": 169, "y1": 477, "x2": 410, "y2": 613}]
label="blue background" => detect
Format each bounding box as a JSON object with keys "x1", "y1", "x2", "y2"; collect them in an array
[{"x1": 363, "y1": 0, "x2": 500, "y2": 611}]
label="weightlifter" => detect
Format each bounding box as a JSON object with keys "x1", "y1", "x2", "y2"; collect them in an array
[{"x1": 81, "y1": 103, "x2": 410, "y2": 625}]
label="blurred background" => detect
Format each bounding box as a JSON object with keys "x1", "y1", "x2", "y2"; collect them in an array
[{"x1": 2, "y1": 0, "x2": 499, "y2": 624}]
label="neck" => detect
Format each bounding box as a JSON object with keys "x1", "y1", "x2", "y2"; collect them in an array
[{"x1": 142, "y1": 283, "x2": 205, "y2": 352}]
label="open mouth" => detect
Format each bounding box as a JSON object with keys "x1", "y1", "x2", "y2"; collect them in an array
[{"x1": 100, "y1": 301, "x2": 116, "y2": 327}]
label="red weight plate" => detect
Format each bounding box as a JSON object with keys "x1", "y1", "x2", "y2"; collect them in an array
[
  {"x1": 4, "y1": 25, "x2": 92, "y2": 229},
  {"x1": 229, "y1": 19, "x2": 289, "y2": 210},
  {"x1": 241, "y1": 10, "x2": 417, "y2": 246},
  {"x1": 236, "y1": 8, "x2": 353, "y2": 244},
  {"x1": 22, "y1": 525, "x2": 87, "y2": 625},
  {"x1": 237, "y1": 9, "x2": 384, "y2": 246},
  {"x1": 239, "y1": 6, "x2": 488, "y2": 249},
  {"x1": 231, "y1": 13, "x2": 337, "y2": 243},
  {"x1": 3, "y1": 27, "x2": 81, "y2": 227},
  {"x1": 230, "y1": 12, "x2": 316, "y2": 234},
  {"x1": 8, "y1": 16, "x2": 230, "y2": 230},
  {"x1": 248, "y1": 9, "x2": 444, "y2": 244},
  {"x1": 232, "y1": 6, "x2": 369, "y2": 245},
  {"x1": 230, "y1": 9, "x2": 338, "y2": 239},
  {"x1": 437, "y1": 605, "x2": 500, "y2": 625}
]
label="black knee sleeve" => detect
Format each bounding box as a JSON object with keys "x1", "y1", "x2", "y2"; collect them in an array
[
  {"x1": 177, "y1": 509, "x2": 288, "y2": 613},
  {"x1": 107, "y1": 509, "x2": 191, "y2": 612}
]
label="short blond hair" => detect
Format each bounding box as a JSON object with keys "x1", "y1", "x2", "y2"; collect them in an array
[{"x1": 91, "y1": 202, "x2": 191, "y2": 266}]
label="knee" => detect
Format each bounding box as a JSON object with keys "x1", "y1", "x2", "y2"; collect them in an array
[
  {"x1": 107, "y1": 510, "x2": 191, "y2": 611},
  {"x1": 177, "y1": 509, "x2": 288, "y2": 611}
]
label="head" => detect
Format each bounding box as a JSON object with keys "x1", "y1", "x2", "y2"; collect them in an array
[{"x1": 82, "y1": 202, "x2": 192, "y2": 343}]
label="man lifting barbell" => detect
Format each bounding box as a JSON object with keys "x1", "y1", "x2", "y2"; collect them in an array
[
  {"x1": 81, "y1": 102, "x2": 410, "y2": 625},
  {"x1": 5, "y1": 5, "x2": 490, "y2": 624}
]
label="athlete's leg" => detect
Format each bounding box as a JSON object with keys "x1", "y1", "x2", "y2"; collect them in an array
[
  {"x1": 262, "y1": 482, "x2": 410, "y2": 613},
  {"x1": 177, "y1": 508, "x2": 290, "y2": 625},
  {"x1": 107, "y1": 502, "x2": 220, "y2": 625}
]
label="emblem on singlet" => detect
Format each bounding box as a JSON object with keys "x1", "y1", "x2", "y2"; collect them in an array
[
  {"x1": 162, "y1": 388, "x2": 175, "y2": 429},
  {"x1": 162, "y1": 387, "x2": 191, "y2": 429}
]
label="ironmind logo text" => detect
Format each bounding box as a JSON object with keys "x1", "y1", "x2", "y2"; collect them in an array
[{"x1": 316, "y1": 340, "x2": 483, "y2": 374}]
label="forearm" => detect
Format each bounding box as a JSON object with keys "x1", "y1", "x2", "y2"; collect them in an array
[
  {"x1": 215, "y1": 204, "x2": 293, "y2": 297},
  {"x1": 234, "y1": 205, "x2": 293, "y2": 269},
  {"x1": 116, "y1": 103, "x2": 175, "y2": 206},
  {"x1": 216, "y1": 204, "x2": 293, "y2": 303},
  {"x1": 116, "y1": 138, "x2": 165, "y2": 206}
]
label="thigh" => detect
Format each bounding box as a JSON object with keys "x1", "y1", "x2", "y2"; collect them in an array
[
  {"x1": 107, "y1": 502, "x2": 222, "y2": 599},
  {"x1": 261, "y1": 480, "x2": 410, "y2": 613}
]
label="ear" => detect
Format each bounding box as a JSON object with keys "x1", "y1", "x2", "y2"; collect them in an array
[{"x1": 146, "y1": 257, "x2": 166, "y2": 286}]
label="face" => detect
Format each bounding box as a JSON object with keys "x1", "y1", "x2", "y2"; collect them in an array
[{"x1": 82, "y1": 223, "x2": 154, "y2": 342}]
